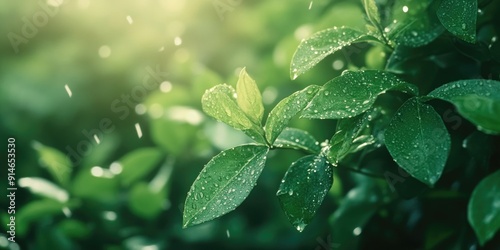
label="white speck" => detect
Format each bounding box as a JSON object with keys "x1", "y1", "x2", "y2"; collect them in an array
[
  {"x1": 308, "y1": 1, "x2": 313, "y2": 10},
  {"x1": 98, "y1": 45, "x2": 111, "y2": 58},
  {"x1": 160, "y1": 81, "x2": 173, "y2": 93},
  {"x1": 109, "y1": 162, "x2": 123, "y2": 175},
  {"x1": 102, "y1": 211, "x2": 117, "y2": 221},
  {"x1": 64, "y1": 84, "x2": 72, "y2": 97},
  {"x1": 126, "y1": 15, "x2": 133, "y2": 24},
  {"x1": 62, "y1": 207, "x2": 72, "y2": 217},
  {"x1": 353, "y1": 227, "x2": 362, "y2": 236},
  {"x1": 94, "y1": 134, "x2": 100, "y2": 144},
  {"x1": 402, "y1": 6, "x2": 409, "y2": 13},
  {"x1": 91, "y1": 166, "x2": 104, "y2": 177},
  {"x1": 159, "y1": 46, "x2": 165, "y2": 52},
  {"x1": 174, "y1": 36, "x2": 182, "y2": 46},
  {"x1": 135, "y1": 123, "x2": 143, "y2": 138},
  {"x1": 135, "y1": 104, "x2": 147, "y2": 115},
  {"x1": 47, "y1": 0, "x2": 63, "y2": 7},
  {"x1": 226, "y1": 229, "x2": 231, "y2": 238},
  {"x1": 332, "y1": 59, "x2": 344, "y2": 70}
]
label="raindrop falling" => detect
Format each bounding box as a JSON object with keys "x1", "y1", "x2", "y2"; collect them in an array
[
  {"x1": 159, "y1": 46, "x2": 165, "y2": 52},
  {"x1": 64, "y1": 84, "x2": 72, "y2": 97},
  {"x1": 308, "y1": 1, "x2": 313, "y2": 10},
  {"x1": 353, "y1": 227, "x2": 362, "y2": 236},
  {"x1": 135, "y1": 123, "x2": 143, "y2": 138},
  {"x1": 126, "y1": 15, "x2": 133, "y2": 24},
  {"x1": 94, "y1": 134, "x2": 101, "y2": 144},
  {"x1": 226, "y1": 229, "x2": 231, "y2": 238}
]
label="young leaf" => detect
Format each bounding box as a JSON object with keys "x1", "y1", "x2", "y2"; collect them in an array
[
  {"x1": 301, "y1": 70, "x2": 418, "y2": 119},
  {"x1": 384, "y1": 98, "x2": 450, "y2": 186},
  {"x1": 363, "y1": 0, "x2": 381, "y2": 30},
  {"x1": 277, "y1": 155, "x2": 332, "y2": 232},
  {"x1": 264, "y1": 85, "x2": 321, "y2": 144},
  {"x1": 32, "y1": 141, "x2": 72, "y2": 187},
  {"x1": 202, "y1": 84, "x2": 266, "y2": 143},
  {"x1": 427, "y1": 79, "x2": 500, "y2": 134},
  {"x1": 327, "y1": 112, "x2": 376, "y2": 165},
  {"x1": 437, "y1": 0, "x2": 477, "y2": 43},
  {"x1": 468, "y1": 170, "x2": 500, "y2": 246},
  {"x1": 273, "y1": 127, "x2": 321, "y2": 154},
  {"x1": 118, "y1": 148, "x2": 164, "y2": 186},
  {"x1": 290, "y1": 27, "x2": 378, "y2": 79},
  {"x1": 236, "y1": 68, "x2": 264, "y2": 124},
  {"x1": 183, "y1": 145, "x2": 269, "y2": 228}
]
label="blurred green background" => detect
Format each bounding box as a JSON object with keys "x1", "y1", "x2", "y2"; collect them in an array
[{"x1": 0, "y1": 0, "x2": 374, "y2": 249}]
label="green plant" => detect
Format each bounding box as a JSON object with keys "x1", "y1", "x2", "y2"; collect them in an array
[{"x1": 184, "y1": 0, "x2": 500, "y2": 247}]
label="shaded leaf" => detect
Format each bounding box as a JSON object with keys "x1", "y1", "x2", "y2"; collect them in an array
[
  {"x1": 468, "y1": 170, "x2": 500, "y2": 246},
  {"x1": 327, "y1": 111, "x2": 376, "y2": 165},
  {"x1": 387, "y1": 0, "x2": 445, "y2": 47},
  {"x1": 273, "y1": 127, "x2": 321, "y2": 154},
  {"x1": 151, "y1": 117, "x2": 198, "y2": 156},
  {"x1": 264, "y1": 85, "x2": 321, "y2": 144},
  {"x1": 57, "y1": 219, "x2": 90, "y2": 239},
  {"x1": 290, "y1": 27, "x2": 378, "y2": 79},
  {"x1": 236, "y1": 68, "x2": 264, "y2": 124},
  {"x1": 385, "y1": 98, "x2": 450, "y2": 186},
  {"x1": 302, "y1": 70, "x2": 418, "y2": 119},
  {"x1": 32, "y1": 141, "x2": 72, "y2": 187},
  {"x1": 19, "y1": 177, "x2": 69, "y2": 203},
  {"x1": 14, "y1": 199, "x2": 67, "y2": 237},
  {"x1": 183, "y1": 145, "x2": 269, "y2": 228},
  {"x1": 437, "y1": 0, "x2": 477, "y2": 43},
  {"x1": 118, "y1": 148, "x2": 164, "y2": 186},
  {"x1": 202, "y1": 84, "x2": 266, "y2": 143},
  {"x1": 427, "y1": 79, "x2": 500, "y2": 134},
  {"x1": 277, "y1": 155, "x2": 332, "y2": 232},
  {"x1": 72, "y1": 169, "x2": 119, "y2": 202}
]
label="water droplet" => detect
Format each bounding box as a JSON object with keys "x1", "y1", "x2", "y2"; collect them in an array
[
  {"x1": 353, "y1": 227, "x2": 362, "y2": 236},
  {"x1": 64, "y1": 84, "x2": 72, "y2": 97}
]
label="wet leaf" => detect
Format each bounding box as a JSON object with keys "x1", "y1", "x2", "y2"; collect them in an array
[
  {"x1": 264, "y1": 85, "x2": 321, "y2": 144},
  {"x1": 468, "y1": 170, "x2": 500, "y2": 246},
  {"x1": 118, "y1": 148, "x2": 164, "y2": 186},
  {"x1": 183, "y1": 145, "x2": 269, "y2": 228},
  {"x1": 387, "y1": 0, "x2": 445, "y2": 47},
  {"x1": 32, "y1": 141, "x2": 72, "y2": 187},
  {"x1": 277, "y1": 155, "x2": 332, "y2": 232},
  {"x1": 385, "y1": 98, "x2": 450, "y2": 186},
  {"x1": 273, "y1": 127, "x2": 321, "y2": 154},
  {"x1": 427, "y1": 79, "x2": 500, "y2": 134},
  {"x1": 202, "y1": 84, "x2": 266, "y2": 143},
  {"x1": 301, "y1": 70, "x2": 418, "y2": 119},
  {"x1": 437, "y1": 0, "x2": 477, "y2": 43},
  {"x1": 328, "y1": 112, "x2": 376, "y2": 165},
  {"x1": 236, "y1": 68, "x2": 264, "y2": 124},
  {"x1": 290, "y1": 27, "x2": 378, "y2": 79}
]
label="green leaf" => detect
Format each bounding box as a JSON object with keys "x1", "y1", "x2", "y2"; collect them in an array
[
  {"x1": 264, "y1": 85, "x2": 321, "y2": 144},
  {"x1": 118, "y1": 148, "x2": 164, "y2": 186},
  {"x1": 468, "y1": 170, "x2": 500, "y2": 246},
  {"x1": 151, "y1": 117, "x2": 198, "y2": 156},
  {"x1": 277, "y1": 155, "x2": 332, "y2": 232},
  {"x1": 437, "y1": 0, "x2": 477, "y2": 43},
  {"x1": 236, "y1": 68, "x2": 264, "y2": 124},
  {"x1": 327, "y1": 112, "x2": 376, "y2": 165},
  {"x1": 290, "y1": 27, "x2": 378, "y2": 79},
  {"x1": 15, "y1": 199, "x2": 67, "y2": 236},
  {"x1": 183, "y1": 145, "x2": 269, "y2": 228},
  {"x1": 427, "y1": 79, "x2": 500, "y2": 134},
  {"x1": 72, "y1": 169, "x2": 119, "y2": 202},
  {"x1": 57, "y1": 219, "x2": 90, "y2": 239},
  {"x1": 202, "y1": 84, "x2": 266, "y2": 143},
  {"x1": 301, "y1": 70, "x2": 418, "y2": 119},
  {"x1": 32, "y1": 141, "x2": 72, "y2": 187},
  {"x1": 363, "y1": 0, "x2": 381, "y2": 30},
  {"x1": 387, "y1": 0, "x2": 444, "y2": 47},
  {"x1": 273, "y1": 127, "x2": 321, "y2": 154},
  {"x1": 385, "y1": 98, "x2": 450, "y2": 186},
  {"x1": 128, "y1": 182, "x2": 166, "y2": 219},
  {"x1": 19, "y1": 177, "x2": 69, "y2": 203}
]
